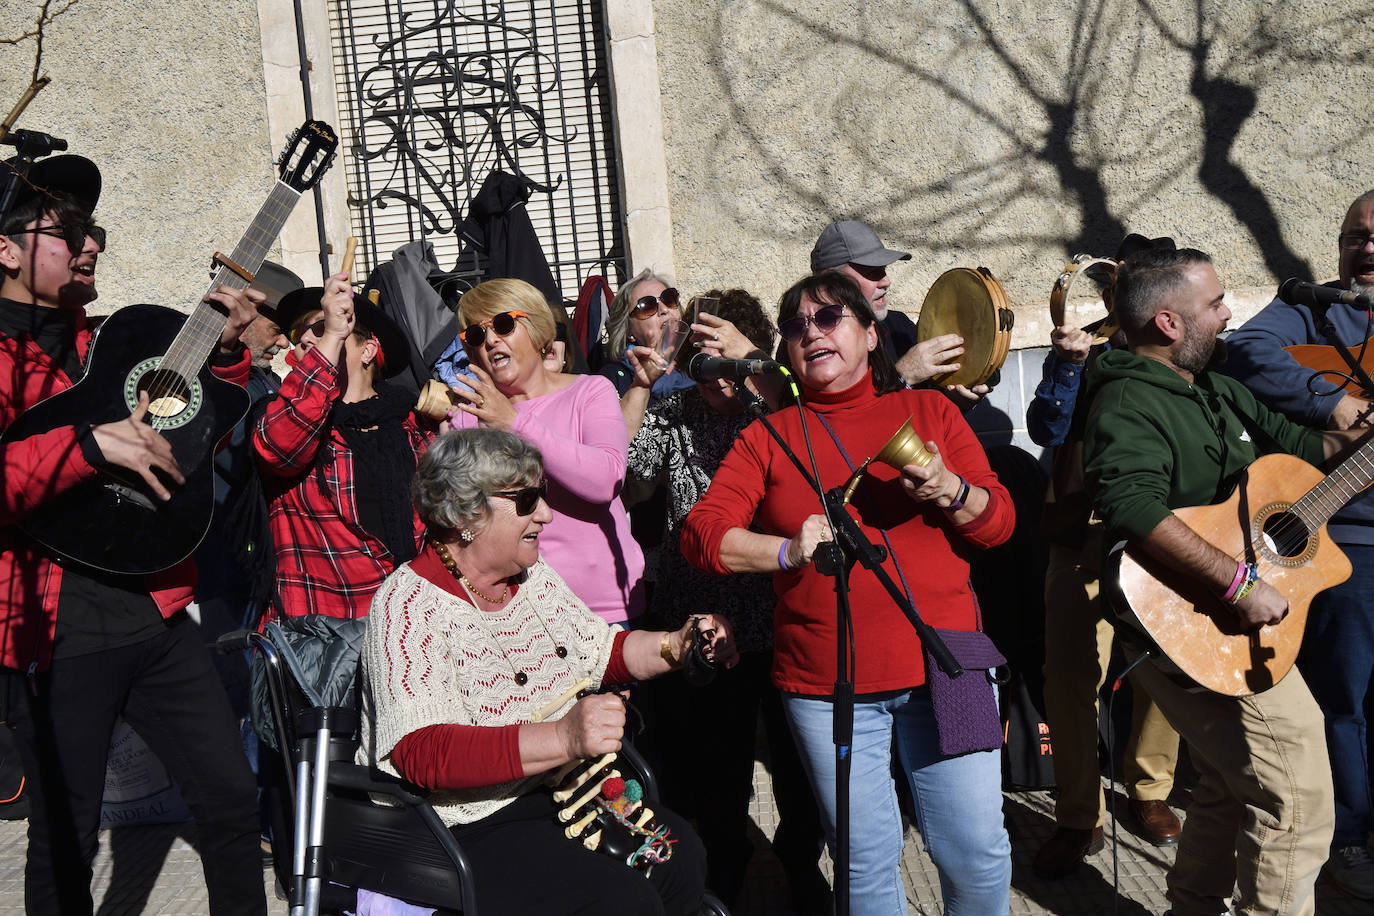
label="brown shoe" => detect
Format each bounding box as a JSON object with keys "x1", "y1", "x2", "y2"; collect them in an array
[
  {"x1": 1033, "y1": 826, "x2": 1105, "y2": 879},
  {"x1": 1129, "y1": 799, "x2": 1181, "y2": 847}
]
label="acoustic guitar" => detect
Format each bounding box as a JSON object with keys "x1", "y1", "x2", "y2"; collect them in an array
[
  {"x1": 1, "y1": 121, "x2": 337, "y2": 575},
  {"x1": 1284, "y1": 337, "x2": 1374, "y2": 401},
  {"x1": 1108, "y1": 442, "x2": 1374, "y2": 697}
]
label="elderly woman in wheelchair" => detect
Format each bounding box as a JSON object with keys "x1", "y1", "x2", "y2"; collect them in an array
[{"x1": 358, "y1": 427, "x2": 735, "y2": 915}]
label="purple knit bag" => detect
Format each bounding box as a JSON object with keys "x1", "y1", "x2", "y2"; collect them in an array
[{"x1": 923, "y1": 628, "x2": 1006, "y2": 757}]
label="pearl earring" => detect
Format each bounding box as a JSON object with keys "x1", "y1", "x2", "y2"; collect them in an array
[{"x1": 460, "y1": 528, "x2": 475, "y2": 543}]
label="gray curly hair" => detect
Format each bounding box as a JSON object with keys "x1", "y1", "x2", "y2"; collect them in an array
[
  {"x1": 603, "y1": 267, "x2": 673, "y2": 363},
  {"x1": 412, "y1": 428, "x2": 544, "y2": 533}
]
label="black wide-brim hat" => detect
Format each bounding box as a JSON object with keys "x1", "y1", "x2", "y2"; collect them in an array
[
  {"x1": 2, "y1": 154, "x2": 101, "y2": 213},
  {"x1": 276, "y1": 286, "x2": 410, "y2": 379},
  {"x1": 250, "y1": 261, "x2": 305, "y2": 320}
]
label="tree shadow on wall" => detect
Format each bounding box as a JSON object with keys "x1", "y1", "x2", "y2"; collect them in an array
[
  {"x1": 716, "y1": 1, "x2": 1369, "y2": 268},
  {"x1": 1140, "y1": 0, "x2": 1317, "y2": 280}
]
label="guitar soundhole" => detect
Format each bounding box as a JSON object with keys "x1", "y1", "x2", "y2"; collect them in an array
[
  {"x1": 123, "y1": 358, "x2": 204, "y2": 430},
  {"x1": 140, "y1": 370, "x2": 191, "y2": 418},
  {"x1": 1259, "y1": 511, "x2": 1311, "y2": 559}
]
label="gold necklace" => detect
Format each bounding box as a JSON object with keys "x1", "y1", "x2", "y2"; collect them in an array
[
  {"x1": 460, "y1": 574, "x2": 508, "y2": 605},
  {"x1": 431, "y1": 538, "x2": 509, "y2": 604}
]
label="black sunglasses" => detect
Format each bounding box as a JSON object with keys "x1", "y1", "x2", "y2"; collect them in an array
[
  {"x1": 16, "y1": 222, "x2": 106, "y2": 255},
  {"x1": 288, "y1": 318, "x2": 326, "y2": 345},
  {"x1": 491, "y1": 479, "x2": 548, "y2": 516},
  {"x1": 1338, "y1": 233, "x2": 1374, "y2": 252},
  {"x1": 632, "y1": 287, "x2": 680, "y2": 316},
  {"x1": 778, "y1": 304, "x2": 851, "y2": 342},
  {"x1": 462, "y1": 310, "x2": 528, "y2": 348}
]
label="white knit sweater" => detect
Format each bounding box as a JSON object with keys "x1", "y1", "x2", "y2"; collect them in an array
[{"x1": 357, "y1": 559, "x2": 618, "y2": 825}]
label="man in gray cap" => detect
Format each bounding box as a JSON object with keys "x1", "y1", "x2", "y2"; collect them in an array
[{"x1": 811, "y1": 219, "x2": 986, "y2": 403}]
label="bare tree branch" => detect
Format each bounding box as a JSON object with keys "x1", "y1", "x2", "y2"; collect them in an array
[{"x1": 0, "y1": 0, "x2": 81, "y2": 85}]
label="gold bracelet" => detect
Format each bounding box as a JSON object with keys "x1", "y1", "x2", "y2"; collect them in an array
[{"x1": 660, "y1": 632, "x2": 679, "y2": 666}]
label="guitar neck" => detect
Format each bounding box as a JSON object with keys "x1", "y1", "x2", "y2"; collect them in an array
[
  {"x1": 1293, "y1": 435, "x2": 1374, "y2": 530},
  {"x1": 160, "y1": 180, "x2": 303, "y2": 376}
]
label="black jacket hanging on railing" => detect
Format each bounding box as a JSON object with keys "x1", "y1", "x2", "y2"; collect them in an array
[{"x1": 454, "y1": 170, "x2": 588, "y2": 373}]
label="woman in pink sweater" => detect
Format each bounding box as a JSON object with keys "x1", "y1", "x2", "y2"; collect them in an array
[{"x1": 444, "y1": 278, "x2": 644, "y2": 624}]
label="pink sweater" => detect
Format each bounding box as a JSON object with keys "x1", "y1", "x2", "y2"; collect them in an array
[{"x1": 451, "y1": 374, "x2": 644, "y2": 623}]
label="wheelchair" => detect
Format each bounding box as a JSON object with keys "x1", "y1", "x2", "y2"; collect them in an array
[{"x1": 223, "y1": 623, "x2": 731, "y2": 916}]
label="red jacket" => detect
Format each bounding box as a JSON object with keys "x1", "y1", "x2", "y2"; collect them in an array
[{"x1": 0, "y1": 309, "x2": 250, "y2": 674}]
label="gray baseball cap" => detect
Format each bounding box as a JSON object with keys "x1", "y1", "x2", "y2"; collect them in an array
[{"x1": 810, "y1": 220, "x2": 911, "y2": 272}]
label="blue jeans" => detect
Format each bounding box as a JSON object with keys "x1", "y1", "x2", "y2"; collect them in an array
[
  {"x1": 784, "y1": 688, "x2": 1010, "y2": 916},
  {"x1": 1297, "y1": 542, "x2": 1374, "y2": 848}
]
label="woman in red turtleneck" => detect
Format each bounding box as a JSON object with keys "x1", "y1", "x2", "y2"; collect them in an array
[{"x1": 681, "y1": 272, "x2": 1015, "y2": 914}]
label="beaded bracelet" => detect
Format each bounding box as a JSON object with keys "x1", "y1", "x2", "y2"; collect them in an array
[{"x1": 778, "y1": 539, "x2": 793, "y2": 571}]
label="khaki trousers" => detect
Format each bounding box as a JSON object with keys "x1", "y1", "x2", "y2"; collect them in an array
[
  {"x1": 1131, "y1": 659, "x2": 1334, "y2": 915},
  {"x1": 1043, "y1": 542, "x2": 1180, "y2": 829}
]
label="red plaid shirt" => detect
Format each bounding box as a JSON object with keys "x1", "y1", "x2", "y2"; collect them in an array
[{"x1": 253, "y1": 348, "x2": 430, "y2": 619}]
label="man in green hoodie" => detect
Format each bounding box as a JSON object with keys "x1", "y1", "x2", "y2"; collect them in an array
[{"x1": 1083, "y1": 246, "x2": 1361, "y2": 915}]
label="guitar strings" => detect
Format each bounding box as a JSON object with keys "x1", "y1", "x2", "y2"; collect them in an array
[
  {"x1": 1223, "y1": 440, "x2": 1374, "y2": 566},
  {"x1": 145, "y1": 185, "x2": 299, "y2": 433}
]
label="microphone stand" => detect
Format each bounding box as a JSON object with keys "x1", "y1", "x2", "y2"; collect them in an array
[
  {"x1": 0, "y1": 128, "x2": 68, "y2": 228},
  {"x1": 741, "y1": 382, "x2": 962, "y2": 916}
]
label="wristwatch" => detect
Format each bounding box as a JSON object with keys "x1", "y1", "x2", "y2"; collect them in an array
[{"x1": 946, "y1": 475, "x2": 971, "y2": 511}]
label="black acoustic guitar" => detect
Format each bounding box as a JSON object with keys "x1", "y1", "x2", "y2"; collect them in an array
[{"x1": 2, "y1": 121, "x2": 337, "y2": 575}]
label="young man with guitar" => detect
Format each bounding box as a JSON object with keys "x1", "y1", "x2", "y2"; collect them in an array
[
  {"x1": 0, "y1": 155, "x2": 267, "y2": 913},
  {"x1": 1082, "y1": 247, "x2": 1366, "y2": 916},
  {"x1": 1224, "y1": 191, "x2": 1374, "y2": 899}
]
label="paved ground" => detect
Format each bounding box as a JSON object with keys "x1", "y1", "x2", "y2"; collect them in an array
[{"x1": 0, "y1": 764, "x2": 1368, "y2": 915}]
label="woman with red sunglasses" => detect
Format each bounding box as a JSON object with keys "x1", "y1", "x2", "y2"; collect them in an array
[{"x1": 444, "y1": 278, "x2": 646, "y2": 625}]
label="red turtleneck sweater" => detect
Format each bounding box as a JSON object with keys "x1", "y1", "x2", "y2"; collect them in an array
[{"x1": 681, "y1": 376, "x2": 1014, "y2": 695}]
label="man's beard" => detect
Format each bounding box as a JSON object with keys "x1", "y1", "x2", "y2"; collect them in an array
[
  {"x1": 1174, "y1": 326, "x2": 1227, "y2": 375},
  {"x1": 1352, "y1": 278, "x2": 1371, "y2": 299}
]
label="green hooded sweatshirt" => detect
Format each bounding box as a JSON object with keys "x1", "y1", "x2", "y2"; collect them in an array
[{"x1": 1083, "y1": 348, "x2": 1325, "y2": 543}]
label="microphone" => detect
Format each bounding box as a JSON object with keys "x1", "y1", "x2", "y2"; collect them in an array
[
  {"x1": 685, "y1": 352, "x2": 782, "y2": 382},
  {"x1": 1278, "y1": 278, "x2": 1374, "y2": 310}
]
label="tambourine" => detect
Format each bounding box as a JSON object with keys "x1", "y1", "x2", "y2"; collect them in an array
[
  {"x1": 916, "y1": 267, "x2": 1015, "y2": 388},
  {"x1": 1049, "y1": 254, "x2": 1118, "y2": 344}
]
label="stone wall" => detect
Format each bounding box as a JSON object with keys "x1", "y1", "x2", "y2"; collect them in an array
[
  {"x1": 5, "y1": 0, "x2": 1372, "y2": 347},
  {"x1": 0, "y1": 0, "x2": 274, "y2": 316},
  {"x1": 650, "y1": 0, "x2": 1374, "y2": 346}
]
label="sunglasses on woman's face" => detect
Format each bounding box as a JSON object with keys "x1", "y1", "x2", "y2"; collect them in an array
[
  {"x1": 462, "y1": 310, "x2": 528, "y2": 348},
  {"x1": 491, "y1": 479, "x2": 547, "y2": 516},
  {"x1": 632, "y1": 287, "x2": 680, "y2": 317},
  {"x1": 288, "y1": 318, "x2": 327, "y2": 345},
  {"x1": 777, "y1": 303, "x2": 851, "y2": 342}
]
